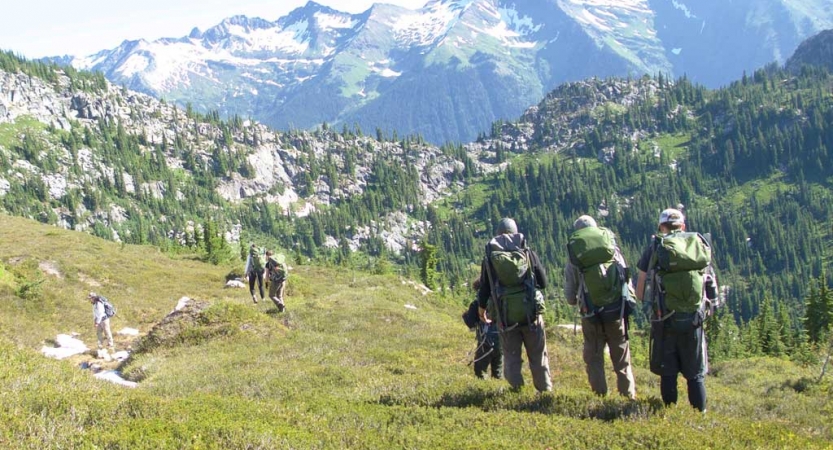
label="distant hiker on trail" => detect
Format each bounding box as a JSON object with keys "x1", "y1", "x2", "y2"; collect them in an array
[
  {"x1": 564, "y1": 215, "x2": 636, "y2": 399},
  {"x1": 88, "y1": 292, "x2": 114, "y2": 352},
  {"x1": 636, "y1": 208, "x2": 719, "y2": 413},
  {"x1": 476, "y1": 217, "x2": 552, "y2": 392},
  {"x1": 244, "y1": 244, "x2": 265, "y2": 304},
  {"x1": 462, "y1": 278, "x2": 502, "y2": 379},
  {"x1": 265, "y1": 250, "x2": 288, "y2": 313}
]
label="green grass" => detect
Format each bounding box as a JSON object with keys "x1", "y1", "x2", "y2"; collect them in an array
[
  {"x1": 0, "y1": 214, "x2": 830, "y2": 448},
  {"x1": 723, "y1": 173, "x2": 792, "y2": 208},
  {"x1": 0, "y1": 115, "x2": 46, "y2": 149},
  {"x1": 640, "y1": 133, "x2": 692, "y2": 161}
]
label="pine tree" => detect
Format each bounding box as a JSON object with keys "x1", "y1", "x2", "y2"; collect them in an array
[{"x1": 419, "y1": 242, "x2": 438, "y2": 290}]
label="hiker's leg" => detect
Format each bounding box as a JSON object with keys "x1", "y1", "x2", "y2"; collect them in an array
[
  {"x1": 501, "y1": 328, "x2": 524, "y2": 389},
  {"x1": 604, "y1": 318, "x2": 636, "y2": 399},
  {"x1": 491, "y1": 333, "x2": 504, "y2": 379},
  {"x1": 248, "y1": 272, "x2": 257, "y2": 297},
  {"x1": 660, "y1": 375, "x2": 678, "y2": 406},
  {"x1": 95, "y1": 323, "x2": 105, "y2": 349},
  {"x1": 473, "y1": 341, "x2": 490, "y2": 379},
  {"x1": 679, "y1": 327, "x2": 708, "y2": 411},
  {"x1": 269, "y1": 280, "x2": 280, "y2": 306},
  {"x1": 659, "y1": 330, "x2": 681, "y2": 406},
  {"x1": 687, "y1": 377, "x2": 706, "y2": 412},
  {"x1": 102, "y1": 318, "x2": 114, "y2": 348},
  {"x1": 524, "y1": 316, "x2": 552, "y2": 392},
  {"x1": 256, "y1": 271, "x2": 265, "y2": 299},
  {"x1": 581, "y1": 319, "x2": 608, "y2": 396},
  {"x1": 277, "y1": 280, "x2": 286, "y2": 302}
]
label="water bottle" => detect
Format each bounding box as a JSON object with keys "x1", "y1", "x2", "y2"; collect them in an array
[{"x1": 704, "y1": 274, "x2": 717, "y2": 300}]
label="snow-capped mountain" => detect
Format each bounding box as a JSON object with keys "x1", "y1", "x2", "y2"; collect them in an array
[{"x1": 66, "y1": 0, "x2": 833, "y2": 143}]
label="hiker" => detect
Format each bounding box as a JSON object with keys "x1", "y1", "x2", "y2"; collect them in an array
[
  {"x1": 462, "y1": 278, "x2": 502, "y2": 379},
  {"x1": 88, "y1": 292, "x2": 114, "y2": 352},
  {"x1": 476, "y1": 218, "x2": 552, "y2": 392},
  {"x1": 636, "y1": 208, "x2": 718, "y2": 412},
  {"x1": 564, "y1": 215, "x2": 636, "y2": 399},
  {"x1": 244, "y1": 243, "x2": 265, "y2": 304},
  {"x1": 265, "y1": 250, "x2": 288, "y2": 312}
]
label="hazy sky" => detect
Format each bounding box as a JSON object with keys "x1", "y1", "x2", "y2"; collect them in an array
[{"x1": 1, "y1": 0, "x2": 427, "y2": 59}]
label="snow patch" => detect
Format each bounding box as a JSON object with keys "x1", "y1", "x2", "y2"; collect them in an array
[
  {"x1": 41, "y1": 334, "x2": 88, "y2": 360},
  {"x1": 117, "y1": 54, "x2": 151, "y2": 78},
  {"x1": 379, "y1": 68, "x2": 402, "y2": 77},
  {"x1": 314, "y1": 11, "x2": 357, "y2": 31},
  {"x1": 94, "y1": 370, "x2": 138, "y2": 388}
]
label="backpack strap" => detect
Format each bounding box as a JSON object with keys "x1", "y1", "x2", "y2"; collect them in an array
[
  {"x1": 483, "y1": 244, "x2": 508, "y2": 330},
  {"x1": 646, "y1": 236, "x2": 674, "y2": 322}
]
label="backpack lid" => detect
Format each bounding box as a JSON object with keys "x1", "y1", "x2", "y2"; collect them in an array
[
  {"x1": 272, "y1": 253, "x2": 286, "y2": 265},
  {"x1": 488, "y1": 233, "x2": 525, "y2": 252},
  {"x1": 567, "y1": 226, "x2": 615, "y2": 269}
]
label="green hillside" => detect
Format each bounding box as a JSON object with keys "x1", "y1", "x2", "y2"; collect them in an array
[{"x1": 0, "y1": 214, "x2": 830, "y2": 449}]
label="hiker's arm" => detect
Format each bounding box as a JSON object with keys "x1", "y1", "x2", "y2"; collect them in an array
[
  {"x1": 564, "y1": 262, "x2": 579, "y2": 306},
  {"x1": 530, "y1": 251, "x2": 548, "y2": 290},
  {"x1": 636, "y1": 270, "x2": 647, "y2": 302},
  {"x1": 634, "y1": 244, "x2": 654, "y2": 302},
  {"x1": 476, "y1": 261, "x2": 492, "y2": 323},
  {"x1": 476, "y1": 261, "x2": 490, "y2": 309}
]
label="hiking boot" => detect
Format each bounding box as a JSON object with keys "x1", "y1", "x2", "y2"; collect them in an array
[
  {"x1": 278, "y1": 303, "x2": 285, "y2": 313},
  {"x1": 251, "y1": 295, "x2": 258, "y2": 304}
]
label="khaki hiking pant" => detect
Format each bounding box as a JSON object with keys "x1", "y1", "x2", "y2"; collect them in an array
[
  {"x1": 500, "y1": 315, "x2": 552, "y2": 392},
  {"x1": 96, "y1": 318, "x2": 114, "y2": 349},
  {"x1": 269, "y1": 280, "x2": 286, "y2": 309},
  {"x1": 581, "y1": 317, "x2": 635, "y2": 399}
]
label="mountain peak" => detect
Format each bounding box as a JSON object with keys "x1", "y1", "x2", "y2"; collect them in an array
[{"x1": 786, "y1": 29, "x2": 833, "y2": 74}]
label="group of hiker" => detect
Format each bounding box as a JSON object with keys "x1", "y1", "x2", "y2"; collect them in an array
[
  {"x1": 464, "y1": 208, "x2": 720, "y2": 412},
  {"x1": 83, "y1": 244, "x2": 289, "y2": 361},
  {"x1": 244, "y1": 243, "x2": 290, "y2": 313}
]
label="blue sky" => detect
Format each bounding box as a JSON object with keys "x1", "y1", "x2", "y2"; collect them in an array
[{"x1": 0, "y1": 0, "x2": 427, "y2": 58}]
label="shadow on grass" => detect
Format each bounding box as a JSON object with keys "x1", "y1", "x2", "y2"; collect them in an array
[
  {"x1": 782, "y1": 377, "x2": 817, "y2": 394},
  {"x1": 376, "y1": 387, "x2": 664, "y2": 421}
]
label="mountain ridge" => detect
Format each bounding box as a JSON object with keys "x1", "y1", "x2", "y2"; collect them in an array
[{"x1": 58, "y1": 0, "x2": 833, "y2": 143}]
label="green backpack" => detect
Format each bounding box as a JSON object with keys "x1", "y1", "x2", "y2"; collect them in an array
[
  {"x1": 269, "y1": 254, "x2": 289, "y2": 283},
  {"x1": 567, "y1": 226, "x2": 623, "y2": 309},
  {"x1": 250, "y1": 247, "x2": 265, "y2": 272},
  {"x1": 653, "y1": 231, "x2": 712, "y2": 314},
  {"x1": 485, "y1": 234, "x2": 542, "y2": 327}
]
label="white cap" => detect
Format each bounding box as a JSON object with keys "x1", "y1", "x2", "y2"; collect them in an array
[
  {"x1": 658, "y1": 208, "x2": 685, "y2": 227},
  {"x1": 573, "y1": 215, "x2": 597, "y2": 230}
]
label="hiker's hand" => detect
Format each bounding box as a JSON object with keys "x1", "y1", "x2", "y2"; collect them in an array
[{"x1": 478, "y1": 307, "x2": 491, "y2": 324}]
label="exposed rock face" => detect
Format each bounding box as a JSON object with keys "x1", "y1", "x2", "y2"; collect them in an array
[{"x1": 0, "y1": 64, "x2": 471, "y2": 253}]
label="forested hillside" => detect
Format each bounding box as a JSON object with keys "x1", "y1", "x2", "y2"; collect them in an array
[{"x1": 0, "y1": 50, "x2": 467, "y2": 266}]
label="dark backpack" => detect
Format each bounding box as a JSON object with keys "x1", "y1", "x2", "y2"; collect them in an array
[
  {"x1": 462, "y1": 300, "x2": 480, "y2": 329},
  {"x1": 567, "y1": 226, "x2": 626, "y2": 314},
  {"x1": 651, "y1": 231, "x2": 712, "y2": 315},
  {"x1": 99, "y1": 296, "x2": 116, "y2": 318},
  {"x1": 484, "y1": 233, "x2": 542, "y2": 327}
]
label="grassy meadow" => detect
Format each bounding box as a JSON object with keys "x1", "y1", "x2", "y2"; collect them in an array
[{"x1": 0, "y1": 214, "x2": 830, "y2": 449}]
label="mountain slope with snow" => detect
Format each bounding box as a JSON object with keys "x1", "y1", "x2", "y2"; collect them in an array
[{"x1": 67, "y1": 0, "x2": 833, "y2": 143}]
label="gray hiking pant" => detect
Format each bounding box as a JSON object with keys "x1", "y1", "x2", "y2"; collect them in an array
[
  {"x1": 96, "y1": 318, "x2": 113, "y2": 349},
  {"x1": 500, "y1": 316, "x2": 552, "y2": 392},
  {"x1": 581, "y1": 317, "x2": 636, "y2": 399}
]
